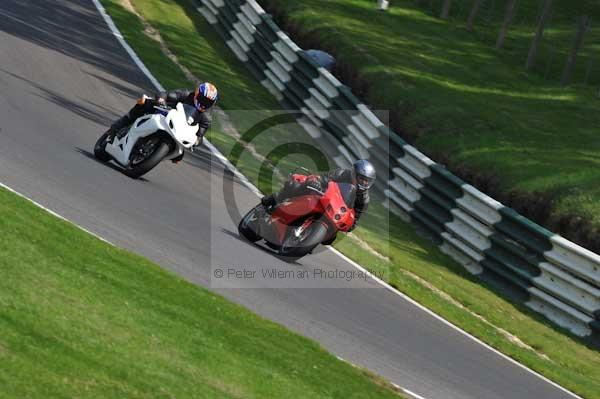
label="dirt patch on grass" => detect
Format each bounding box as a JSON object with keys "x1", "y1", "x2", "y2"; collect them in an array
[
  {"x1": 344, "y1": 230, "x2": 552, "y2": 357},
  {"x1": 349, "y1": 233, "x2": 552, "y2": 360},
  {"x1": 401, "y1": 268, "x2": 552, "y2": 360}
]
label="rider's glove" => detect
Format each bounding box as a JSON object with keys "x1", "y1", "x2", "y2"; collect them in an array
[
  {"x1": 136, "y1": 94, "x2": 151, "y2": 105},
  {"x1": 348, "y1": 220, "x2": 358, "y2": 232},
  {"x1": 194, "y1": 136, "x2": 203, "y2": 147},
  {"x1": 190, "y1": 136, "x2": 203, "y2": 153},
  {"x1": 305, "y1": 178, "x2": 323, "y2": 192}
]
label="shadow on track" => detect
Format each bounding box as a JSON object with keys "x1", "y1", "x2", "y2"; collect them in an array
[
  {"x1": 75, "y1": 147, "x2": 149, "y2": 182},
  {"x1": 0, "y1": 0, "x2": 153, "y2": 93},
  {"x1": 220, "y1": 227, "x2": 304, "y2": 265},
  {"x1": 0, "y1": 68, "x2": 120, "y2": 126}
]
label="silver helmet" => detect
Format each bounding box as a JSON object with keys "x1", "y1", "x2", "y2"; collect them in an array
[{"x1": 353, "y1": 159, "x2": 376, "y2": 190}]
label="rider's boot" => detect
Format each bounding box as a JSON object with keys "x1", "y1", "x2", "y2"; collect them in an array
[
  {"x1": 107, "y1": 114, "x2": 132, "y2": 141},
  {"x1": 103, "y1": 126, "x2": 116, "y2": 141},
  {"x1": 261, "y1": 194, "x2": 277, "y2": 214}
]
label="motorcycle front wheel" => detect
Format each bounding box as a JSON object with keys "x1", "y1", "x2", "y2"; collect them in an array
[
  {"x1": 124, "y1": 137, "x2": 170, "y2": 179},
  {"x1": 279, "y1": 219, "x2": 329, "y2": 261}
]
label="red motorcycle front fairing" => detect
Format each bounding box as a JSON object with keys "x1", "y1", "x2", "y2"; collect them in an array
[
  {"x1": 259, "y1": 181, "x2": 357, "y2": 247},
  {"x1": 318, "y1": 183, "x2": 356, "y2": 232},
  {"x1": 267, "y1": 194, "x2": 324, "y2": 245}
]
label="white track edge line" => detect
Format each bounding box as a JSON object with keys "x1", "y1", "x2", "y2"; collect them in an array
[
  {"x1": 91, "y1": 0, "x2": 164, "y2": 92},
  {"x1": 393, "y1": 384, "x2": 429, "y2": 399},
  {"x1": 0, "y1": 182, "x2": 114, "y2": 246},
  {"x1": 202, "y1": 140, "x2": 263, "y2": 197},
  {"x1": 92, "y1": 0, "x2": 261, "y2": 198},
  {"x1": 92, "y1": 1, "x2": 582, "y2": 398},
  {"x1": 327, "y1": 246, "x2": 581, "y2": 398}
]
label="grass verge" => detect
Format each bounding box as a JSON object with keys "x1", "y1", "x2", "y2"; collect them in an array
[
  {"x1": 101, "y1": 0, "x2": 600, "y2": 397},
  {"x1": 0, "y1": 186, "x2": 403, "y2": 398}
]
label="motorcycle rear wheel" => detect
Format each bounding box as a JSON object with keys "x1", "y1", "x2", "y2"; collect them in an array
[
  {"x1": 93, "y1": 132, "x2": 111, "y2": 162},
  {"x1": 238, "y1": 205, "x2": 262, "y2": 243}
]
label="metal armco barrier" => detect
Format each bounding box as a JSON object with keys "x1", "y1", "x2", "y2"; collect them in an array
[{"x1": 197, "y1": 0, "x2": 600, "y2": 339}]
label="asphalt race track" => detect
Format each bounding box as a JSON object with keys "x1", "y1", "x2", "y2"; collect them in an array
[{"x1": 0, "y1": 1, "x2": 577, "y2": 398}]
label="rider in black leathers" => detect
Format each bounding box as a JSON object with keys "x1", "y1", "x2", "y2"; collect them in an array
[
  {"x1": 106, "y1": 83, "x2": 218, "y2": 147},
  {"x1": 261, "y1": 160, "x2": 376, "y2": 232}
]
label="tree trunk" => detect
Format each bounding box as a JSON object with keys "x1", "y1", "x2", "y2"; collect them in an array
[
  {"x1": 495, "y1": 0, "x2": 518, "y2": 49},
  {"x1": 525, "y1": 0, "x2": 552, "y2": 70},
  {"x1": 561, "y1": 15, "x2": 590, "y2": 86},
  {"x1": 467, "y1": 0, "x2": 483, "y2": 31},
  {"x1": 440, "y1": 0, "x2": 452, "y2": 19}
]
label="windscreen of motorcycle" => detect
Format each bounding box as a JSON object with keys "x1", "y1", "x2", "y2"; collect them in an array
[
  {"x1": 337, "y1": 182, "x2": 356, "y2": 207},
  {"x1": 182, "y1": 104, "x2": 199, "y2": 125}
]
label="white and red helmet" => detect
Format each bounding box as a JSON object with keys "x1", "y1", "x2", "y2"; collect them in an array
[{"x1": 194, "y1": 82, "x2": 218, "y2": 111}]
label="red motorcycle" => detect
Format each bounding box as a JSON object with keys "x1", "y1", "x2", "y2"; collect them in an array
[{"x1": 238, "y1": 171, "x2": 357, "y2": 260}]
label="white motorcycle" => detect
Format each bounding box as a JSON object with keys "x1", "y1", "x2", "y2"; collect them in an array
[{"x1": 93, "y1": 103, "x2": 199, "y2": 178}]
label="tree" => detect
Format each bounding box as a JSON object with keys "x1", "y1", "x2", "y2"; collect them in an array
[
  {"x1": 525, "y1": 0, "x2": 553, "y2": 70},
  {"x1": 467, "y1": 0, "x2": 484, "y2": 31},
  {"x1": 496, "y1": 0, "x2": 518, "y2": 49},
  {"x1": 561, "y1": 15, "x2": 590, "y2": 86},
  {"x1": 440, "y1": 0, "x2": 453, "y2": 19}
]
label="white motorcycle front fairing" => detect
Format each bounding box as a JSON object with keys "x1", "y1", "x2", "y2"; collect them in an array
[{"x1": 105, "y1": 103, "x2": 199, "y2": 166}]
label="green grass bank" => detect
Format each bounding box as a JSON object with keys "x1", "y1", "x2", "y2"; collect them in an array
[{"x1": 261, "y1": 0, "x2": 600, "y2": 251}]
